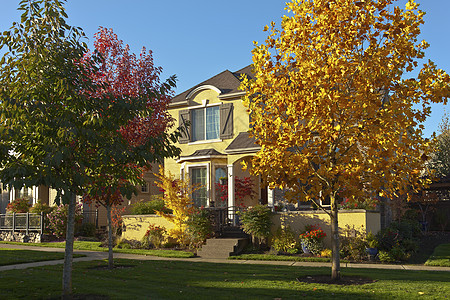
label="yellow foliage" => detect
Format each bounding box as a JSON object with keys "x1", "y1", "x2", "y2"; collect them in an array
[
  {"x1": 241, "y1": 0, "x2": 450, "y2": 208},
  {"x1": 154, "y1": 166, "x2": 196, "y2": 245}
]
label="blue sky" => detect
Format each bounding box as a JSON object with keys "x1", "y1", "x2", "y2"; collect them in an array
[{"x1": 0, "y1": 0, "x2": 448, "y2": 137}]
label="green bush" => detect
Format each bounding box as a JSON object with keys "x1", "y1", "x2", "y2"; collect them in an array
[
  {"x1": 340, "y1": 226, "x2": 368, "y2": 261},
  {"x1": 378, "y1": 250, "x2": 395, "y2": 263},
  {"x1": 186, "y1": 208, "x2": 213, "y2": 248},
  {"x1": 272, "y1": 226, "x2": 298, "y2": 253},
  {"x1": 239, "y1": 205, "x2": 273, "y2": 248},
  {"x1": 141, "y1": 224, "x2": 167, "y2": 249},
  {"x1": 78, "y1": 223, "x2": 97, "y2": 237},
  {"x1": 375, "y1": 220, "x2": 420, "y2": 261},
  {"x1": 30, "y1": 200, "x2": 54, "y2": 215},
  {"x1": 130, "y1": 195, "x2": 172, "y2": 215}
]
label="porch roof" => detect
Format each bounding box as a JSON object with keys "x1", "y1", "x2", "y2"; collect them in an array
[
  {"x1": 177, "y1": 148, "x2": 227, "y2": 163},
  {"x1": 224, "y1": 132, "x2": 260, "y2": 154}
]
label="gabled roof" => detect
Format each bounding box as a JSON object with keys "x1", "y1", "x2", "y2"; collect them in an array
[{"x1": 171, "y1": 65, "x2": 254, "y2": 106}]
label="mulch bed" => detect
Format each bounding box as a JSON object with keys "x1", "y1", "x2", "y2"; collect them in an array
[{"x1": 296, "y1": 275, "x2": 376, "y2": 285}]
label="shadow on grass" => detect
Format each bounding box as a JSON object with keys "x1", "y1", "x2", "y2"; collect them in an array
[{"x1": 0, "y1": 259, "x2": 448, "y2": 299}]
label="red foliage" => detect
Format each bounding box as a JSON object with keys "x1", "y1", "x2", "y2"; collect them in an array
[
  {"x1": 80, "y1": 27, "x2": 174, "y2": 208},
  {"x1": 215, "y1": 176, "x2": 256, "y2": 207},
  {"x1": 81, "y1": 27, "x2": 174, "y2": 148}
]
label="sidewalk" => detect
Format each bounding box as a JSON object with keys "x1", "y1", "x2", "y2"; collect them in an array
[{"x1": 1, "y1": 243, "x2": 449, "y2": 272}]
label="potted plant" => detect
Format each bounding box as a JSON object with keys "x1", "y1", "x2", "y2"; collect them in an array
[
  {"x1": 299, "y1": 224, "x2": 326, "y2": 255},
  {"x1": 365, "y1": 231, "x2": 379, "y2": 258}
]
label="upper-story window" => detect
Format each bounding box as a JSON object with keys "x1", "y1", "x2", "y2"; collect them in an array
[
  {"x1": 179, "y1": 103, "x2": 233, "y2": 144},
  {"x1": 192, "y1": 106, "x2": 220, "y2": 141}
]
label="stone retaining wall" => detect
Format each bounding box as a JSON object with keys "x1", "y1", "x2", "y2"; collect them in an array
[{"x1": 0, "y1": 231, "x2": 42, "y2": 243}]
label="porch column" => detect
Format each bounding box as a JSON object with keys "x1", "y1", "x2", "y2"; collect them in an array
[
  {"x1": 32, "y1": 186, "x2": 39, "y2": 204},
  {"x1": 9, "y1": 187, "x2": 16, "y2": 202},
  {"x1": 227, "y1": 164, "x2": 235, "y2": 224},
  {"x1": 267, "y1": 187, "x2": 275, "y2": 208}
]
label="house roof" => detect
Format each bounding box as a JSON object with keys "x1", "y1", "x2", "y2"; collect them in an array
[
  {"x1": 177, "y1": 148, "x2": 227, "y2": 163},
  {"x1": 225, "y1": 132, "x2": 260, "y2": 154},
  {"x1": 171, "y1": 65, "x2": 254, "y2": 106}
]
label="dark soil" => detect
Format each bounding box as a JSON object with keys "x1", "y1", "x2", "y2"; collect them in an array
[
  {"x1": 88, "y1": 264, "x2": 135, "y2": 270},
  {"x1": 48, "y1": 295, "x2": 110, "y2": 300},
  {"x1": 296, "y1": 275, "x2": 376, "y2": 285},
  {"x1": 407, "y1": 231, "x2": 450, "y2": 264}
]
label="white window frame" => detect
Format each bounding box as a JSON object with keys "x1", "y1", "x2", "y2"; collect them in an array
[
  {"x1": 187, "y1": 163, "x2": 210, "y2": 207},
  {"x1": 213, "y1": 165, "x2": 228, "y2": 205},
  {"x1": 188, "y1": 101, "x2": 222, "y2": 144}
]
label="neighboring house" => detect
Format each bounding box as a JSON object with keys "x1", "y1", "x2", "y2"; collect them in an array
[
  {"x1": 165, "y1": 66, "x2": 279, "y2": 213},
  {"x1": 3, "y1": 163, "x2": 161, "y2": 228}
]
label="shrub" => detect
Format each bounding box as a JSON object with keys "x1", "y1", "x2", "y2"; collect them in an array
[
  {"x1": 78, "y1": 222, "x2": 97, "y2": 237},
  {"x1": 272, "y1": 226, "x2": 298, "y2": 253},
  {"x1": 378, "y1": 250, "x2": 395, "y2": 263},
  {"x1": 299, "y1": 224, "x2": 326, "y2": 255},
  {"x1": 47, "y1": 203, "x2": 83, "y2": 238},
  {"x1": 130, "y1": 195, "x2": 172, "y2": 215},
  {"x1": 320, "y1": 248, "x2": 332, "y2": 258},
  {"x1": 155, "y1": 167, "x2": 196, "y2": 245},
  {"x1": 239, "y1": 205, "x2": 273, "y2": 248},
  {"x1": 185, "y1": 208, "x2": 213, "y2": 249},
  {"x1": 141, "y1": 224, "x2": 167, "y2": 249},
  {"x1": 30, "y1": 200, "x2": 54, "y2": 215},
  {"x1": 340, "y1": 225, "x2": 368, "y2": 261},
  {"x1": 6, "y1": 197, "x2": 32, "y2": 213},
  {"x1": 115, "y1": 238, "x2": 142, "y2": 249},
  {"x1": 375, "y1": 219, "x2": 420, "y2": 261}
]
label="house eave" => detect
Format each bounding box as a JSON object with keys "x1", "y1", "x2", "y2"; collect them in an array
[
  {"x1": 218, "y1": 91, "x2": 246, "y2": 100},
  {"x1": 224, "y1": 147, "x2": 260, "y2": 155},
  {"x1": 176, "y1": 155, "x2": 227, "y2": 163}
]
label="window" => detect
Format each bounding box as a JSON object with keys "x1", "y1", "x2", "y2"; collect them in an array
[
  {"x1": 214, "y1": 166, "x2": 227, "y2": 207},
  {"x1": 192, "y1": 106, "x2": 220, "y2": 141},
  {"x1": 191, "y1": 167, "x2": 207, "y2": 207},
  {"x1": 141, "y1": 183, "x2": 149, "y2": 193},
  {"x1": 179, "y1": 103, "x2": 233, "y2": 144}
]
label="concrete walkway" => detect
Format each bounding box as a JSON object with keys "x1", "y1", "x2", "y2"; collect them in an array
[{"x1": 1, "y1": 243, "x2": 449, "y2": 272}]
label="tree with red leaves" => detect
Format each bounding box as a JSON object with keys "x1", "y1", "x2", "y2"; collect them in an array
[
  {"x1": 81, "y1": 27, "x2": 180, "y2": 269},
  {"x1": 215, "y1": 176, "x2": 256, "y2": 207}
]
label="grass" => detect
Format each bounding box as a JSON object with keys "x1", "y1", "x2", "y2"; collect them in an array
[
  {"x1": 0, "y1": 241, "x2": 195, "y2": 258},
  {"x1": 230, "y1": 253, "x2": 331, "y2": 263},
  {"x1": 425, "y1": 243, "x2": 450, "y2": 267},
  {"x1": 0, "y1": 259, "x2": 448, "y2": 299},
  {"x1": 0, "y1": 249, "x2": 84, "y2": 266}
]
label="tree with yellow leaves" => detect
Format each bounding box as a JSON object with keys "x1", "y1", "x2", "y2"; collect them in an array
[
  {"x1": 154, "y1": 166, "x2": 196, "y2": 245},
  {"x1": 241, "y1": 0, "x2": 450, "y2": 280}
]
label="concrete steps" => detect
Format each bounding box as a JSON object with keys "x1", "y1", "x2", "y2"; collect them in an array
[{"x1": 197, "y1": 238, "x2": 248, "y2": 259}]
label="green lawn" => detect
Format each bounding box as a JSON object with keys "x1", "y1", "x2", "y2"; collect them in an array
[
  {"x1": 0, "y1": 241, "x2": 195, "y2": 258},
  {"x1": 0, "y1": 259, "x2": 448, "y2": 299},
  {"x1": 0, "y1": 248, "x2": 84, "y2": 266},
  {"x1": 230, "y1": 253, "x2": 332, "y2": 263},
  {"x1": 425, "y1": 243, "x2": 450, "y2": 267}
]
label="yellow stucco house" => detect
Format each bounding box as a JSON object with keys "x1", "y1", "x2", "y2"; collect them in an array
[
  {"x1": 164, "y1": 66, "x2": 268, "y2": 213},
  {"x1": 122, "y1": 66, "x2": 382, "y2": 246}
]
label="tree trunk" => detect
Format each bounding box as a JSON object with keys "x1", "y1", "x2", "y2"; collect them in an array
[
  {"x1": 62, "y1": 192, "x2": 76, "y2": 298},
  {"x1": 330, "y1": 193, "x2": 341, "y2": 281},
  {"x1": 106, "y1": 203, "x2": 114, "y2": 269}
]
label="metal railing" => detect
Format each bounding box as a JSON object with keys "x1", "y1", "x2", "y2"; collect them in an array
[
  {"x1": 82, "y1": 210, "x2": 99, "y2": 229},
  {"x1": 0, "y1": 212, "x2": 44, "y2": 234},
  {"x1": 205, "y1": 206, "x2": 247, "y2": 235}
]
